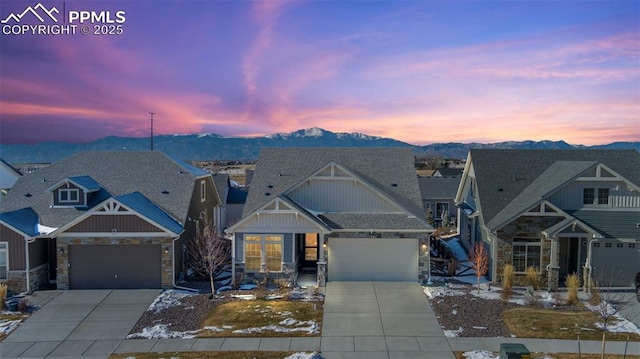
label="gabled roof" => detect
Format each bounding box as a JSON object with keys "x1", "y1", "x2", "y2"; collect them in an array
[
  {"x1": 418, "y1": 176, "x2": 461, "y2": 200},
  {"x1": 235, "y1": 147, "x2": 431, "y2": 232},
  {"x1": 434, "y1": 168, "x2": 462, "y2": 177},
  {"x1": 243, "y1": 147, "x2": 426, "y2": 219},
  {"x1": 0, "y1": 208, "x2": 39, "y2": 237},
  {"x1": 0, "y1": 151, "x2": 210, "y2": 228},
  {"x1": 467, "y1": 149, "x2": 640, "y2": 231},
  {"x1": 115, "y1": 192, "x2": 184, "y2": 235},
  {"x1": 46, "y1": 175, "x2": 102, "y2": 193}
]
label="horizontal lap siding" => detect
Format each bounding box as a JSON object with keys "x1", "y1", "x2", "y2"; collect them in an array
[
  {"x1": 0, "y1": 224, "x2": 25, "y2": 270},
  {"x1": 66, "y1": 215, "x2": 164, "y2": 232}
]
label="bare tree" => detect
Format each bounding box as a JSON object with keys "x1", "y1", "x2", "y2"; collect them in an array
[
  {"x1": 590, "y1": 269, "x2": 631, "y2": 359},
  {"x1": 468, "y1": 242, "x2": 489, "y2": 293},
  {"x1": 187, "y1": 216, "x2": 231, "y2": 296}
]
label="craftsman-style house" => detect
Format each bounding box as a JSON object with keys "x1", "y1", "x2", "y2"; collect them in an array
[
  {"x1": 456, "y1": 149, "x2": 640, "y2": 289},
  {"x1": 0, "y1": 151, "x2": 220, "y2": 292}
]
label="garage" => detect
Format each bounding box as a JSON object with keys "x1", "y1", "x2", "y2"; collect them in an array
[
  {"x1": 328, "y1": 237, "x2": 418, "y2": 281},
  {"x1": 68, "y1": 244, "x2": 162, "y2": 289},
  {"x1": 591, "y1": 240, "x2": 640, "y2": 287}
]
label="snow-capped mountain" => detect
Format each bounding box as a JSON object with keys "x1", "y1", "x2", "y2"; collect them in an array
[{"x1": 0, "y1": 128, "x2": 637, "y2": 163}]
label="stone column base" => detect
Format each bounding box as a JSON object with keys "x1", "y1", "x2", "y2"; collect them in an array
[{"x1": 317, "y1": 262, "x2": 326, "y2": 287}]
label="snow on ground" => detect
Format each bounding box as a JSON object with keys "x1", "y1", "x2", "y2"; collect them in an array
[
  {"x1": 0, "y1": 318, "x2": 22, "y2": 336},
  {"x1": 463, "y1": 352, "x2": 555, "y2": 359},
  {"x1": 147, "y1": 290, "x2": 192, "y2": 313},
  {"x1": 122, "y1": 353, "x2": 321, "y2": 359}
]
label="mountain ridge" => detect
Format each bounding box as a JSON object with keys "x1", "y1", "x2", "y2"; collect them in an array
[{"x1": 1, "y1": 127, "x2": 637, "y2": 163}]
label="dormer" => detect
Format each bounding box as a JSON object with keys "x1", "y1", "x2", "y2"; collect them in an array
[{"x1": 47, "y1": 176, "x2": 102, "y2": 208}]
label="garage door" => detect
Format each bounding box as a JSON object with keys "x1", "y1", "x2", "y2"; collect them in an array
[
  {"x1": 68, "y1": 244, "x2": 162, "y2": 289},
  {"x1": 592, "y1": 240, "x2": 640, "y2": 287},
  {"x1": 328, "y1": 237, "x2": 418, "y2": 281}
]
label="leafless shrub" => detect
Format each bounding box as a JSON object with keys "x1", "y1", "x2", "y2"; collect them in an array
[
  {"x1": 186, "y1": 215, "x2": 232, "y2": 295},
  {"x1": 591, "y1": 270, "x2": 630, "y2": 359},
  {"x1": 468, "y1": 242, "x2": 489, "y2": 294}
]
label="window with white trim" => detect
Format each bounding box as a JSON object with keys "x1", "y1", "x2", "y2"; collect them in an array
[
  {"x1": 513, "y1": 238, "x2": 541, "y2": 272},
  {"x1": 58, "y1": 188, "x2": 79, "y2": 203},
  {"x1": 583, "y1": 187, "x2": 609, "y2": 205},
  {"x1": 200, "y1": 180, "x2": 206, "y2": 202},
  {"x1": 0, "y1": 242, "x2": 7, "y2": 280},
  {"x1": 244, "y1": 235, "x2": 283, "y2": 272}
]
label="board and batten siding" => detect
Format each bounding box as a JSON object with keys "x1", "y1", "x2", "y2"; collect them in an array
[
  {"x1": 234, "y1": 213, "x2": 321, "y2": 233},
  {"x1": 287, "y1": 179, "x2": 398, "y2": 213},
  {"x1": 548, "y1": 180, "x2": 640, "y2": 210},
  {"x1": 235, "y1": 233, "x2": 294, "y2": 264},
  {"x1": 66, "y1": 215, "x2": 164, "y2": 233},
  {"x1": 0, "y1": 223, "x2": 26, "y2": 270}
]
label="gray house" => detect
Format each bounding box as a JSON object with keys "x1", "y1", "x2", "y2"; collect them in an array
[
  {"x1": 418, "y1": 175, "x2": 461, "y2": 228},
  {"x1": 0, "y1": 151, "x2": 220, "y2": 292},
  {"x1": 227, "y1": 148, "x2": 433, "y2": 286},
  {"x1": 455, "y1": 149, "x2": 640, "y2": 289}
]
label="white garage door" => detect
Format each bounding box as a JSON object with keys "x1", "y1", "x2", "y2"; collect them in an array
[{"x1": 328, "y1": 237, "x2": 418, "y2": 281}]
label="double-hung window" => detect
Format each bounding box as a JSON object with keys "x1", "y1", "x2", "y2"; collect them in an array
[
  {"x1": 0, "y1": 242, "x2": 7, "y2": 280},
  {"x1": 512, "y1": 238, "x2": 541, "y2": 272},
  {"x1": 244, "y1": 235, "x2": 282, "y2": 272}
]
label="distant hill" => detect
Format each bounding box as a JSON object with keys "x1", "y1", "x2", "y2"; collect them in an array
[{"x1": 1, "y1": 127, "x2": 638, "y2": 163}]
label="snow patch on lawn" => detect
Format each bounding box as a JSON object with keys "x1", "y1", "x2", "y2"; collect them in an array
[
  {"x1": 443, "y1": 326, "x2": 464, "y2": 337},
  {"x1": 147, "y1": 290, "x2": 191, "y2": 313},
  {"x1": 284, "y1": 353, "x2": 323, "y2": 359},
  {"x1": 127, "y1": 323, "x2": 200, "y2": 339},
  {"x1": 463, "y1": 350, "x2": 499, "y2": 359},
  {"x1": 0, "y1": 319, "x2": 22, "y2": 336},
  {"x1": 232, "y1": 320, "x2": 318, "y2": 334}
]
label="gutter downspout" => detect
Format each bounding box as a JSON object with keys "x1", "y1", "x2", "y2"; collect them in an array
[
  {"x1": 171, "y1": 233, "x2": 198, "y2": 293},
  {"x1": 585, "y1": 233, "x2": 602, "y2": 294}
]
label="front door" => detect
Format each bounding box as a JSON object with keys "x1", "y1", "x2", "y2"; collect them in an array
[{"x1": 302, "y1": 233, "x2": 319, "y2": 270}]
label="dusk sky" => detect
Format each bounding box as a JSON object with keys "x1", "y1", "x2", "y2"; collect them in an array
[{"x1": 0, "y1": 1, "x2": 638, "y2": 146}]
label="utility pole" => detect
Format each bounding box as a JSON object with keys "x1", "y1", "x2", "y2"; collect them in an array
[{"x1": 149, "y1": 112, "x2": 155, "y2": 150}]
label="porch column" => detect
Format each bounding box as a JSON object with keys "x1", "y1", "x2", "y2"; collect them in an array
[
  {"x1": 317, "y1": 234, "x2": 326, "y2": 287},
  {"x1": 546, "y1": 236, "x2": 559, "y2": 291}
]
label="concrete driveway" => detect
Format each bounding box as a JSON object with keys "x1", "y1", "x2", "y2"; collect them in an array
[
  {"x1": 1, "y1": 289, "x2": 159, "y2": 358},
  {"x1": 321, "y1": 282, "x2": 455, "y2": 359}
]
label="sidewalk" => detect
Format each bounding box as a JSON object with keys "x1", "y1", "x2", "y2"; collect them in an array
[{"x1": 1, "y1": 336, "x2": 638, "y2": 358}]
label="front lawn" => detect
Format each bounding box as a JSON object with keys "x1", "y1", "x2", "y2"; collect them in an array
[
  {"x1": 503, "y1": 307, "x2": 640, "y2": 341},
  {"x1": 200, "y1": 300, "x2": 323, "y2": 337}
]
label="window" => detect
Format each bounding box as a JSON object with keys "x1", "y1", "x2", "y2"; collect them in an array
[
  {"x1": 435, "y1": 202, "x2": 449, "y2": 220},
  {"x1": 605, "y1": 242, "x2": 612, "y2": 248},
  {"x1": 0, "y1": 242, "x2": 7, "y2": 280},
  {"x1": 629, "y1": 243, "x2": 636, "y2": 248},
  {"x1": 597, "y1": 188, "x2": 609, "y2": 205},
  {"x1": 512, "y1": 238, "x2": 541, "y2": 272},
  {"x1": 200, "y1": 180, "x2": 206, "y2": 202},
  {"x1": 583, "y1": 188, "x2": 609, "y2": 205},
  {"x1": 244, "y1": 235, "x2": 283, "y2": 272},
  {"x1": 593, "y1": 242, "x2": 600, "y2": 248},
  {"x1": 583, "y1": 188, "x2": 595, "y2": 205},
  {"x1": 59, "y1": 188, "x2": 79, "y2": 203},
  {"x1": 304, "y1": 233, "x2": 318, "y2": 261},
  {"x1": 616, "y1": 243, "x2": 624, "y2": 248}
]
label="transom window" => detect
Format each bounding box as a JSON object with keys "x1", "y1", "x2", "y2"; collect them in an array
[
  {"x1": 512, "y1": 238, "x2": 541, "y2": 272},
  {"x1": 244, "y1": 235, "x2": 282, "y2": 272},
  {"x1": 58, "y1": 188, "x2": 79, "y2": 203},
  {"x1": 0, "y1": 242, "x2": 7, "y2": 280}
]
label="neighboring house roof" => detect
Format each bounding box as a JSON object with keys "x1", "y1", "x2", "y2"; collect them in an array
[
  {"x1": 0, "y1": 207, "x2": 39, "y2": 237},
  {"x1": 228, "y1": 187, "x2": 248, "y2": 204},
  {"x1": 434, "y1": 168, "x2": 463, "y2": 177},
  {"x1": 0, "y1": 158, "x2": 23, "y2": 177},
  {"x1": 0, "y1": 151, "x2": 210, "y2": 228},
  {"x1": 418, "y1": 176, "x2": 461, "y2": 200},
  {"x1": 239, "y1": 147, "x2": 430, "y2": 232},
  {"x1": 213, "y1": 173, "x2": 230, "y2": 203},
  {"x1": 115, "y1": 192, "x2": 184, "y2": 235},
  {"x1": 245, "y1": 169, "x2": 255, "y2": 187},
  {"x1": 467, "y1": 149, "x2": 640, "y2": 231}
]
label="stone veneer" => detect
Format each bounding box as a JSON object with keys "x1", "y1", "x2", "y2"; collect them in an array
[
  {"x1": 56, "y1": 237, "x2": 174, "y2": 290},
  {"x1": 6, "y1": 264, "x2": 50, "y2": 294},
  {"x1": 496, "y1": 216, "x2": 563, "y2": 289}
]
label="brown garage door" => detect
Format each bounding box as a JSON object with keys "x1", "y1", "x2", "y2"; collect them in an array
[{"x1": 68, "y1": 244, "x2": 162, "y2": 289}]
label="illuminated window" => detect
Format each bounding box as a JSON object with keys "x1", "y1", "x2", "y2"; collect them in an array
[
  {"x1": 244, "y1": 235, "x2": 282, "y2": 272},
  {"x1": 305, "y1": 233, "x2": 318, "y2": 261}
]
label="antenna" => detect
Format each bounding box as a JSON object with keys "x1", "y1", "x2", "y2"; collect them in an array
[{"x1": 149, "y1": 112, "x2": 155, "y2": 150}]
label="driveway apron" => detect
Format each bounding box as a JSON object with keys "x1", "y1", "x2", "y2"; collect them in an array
[
  {"x1": 322, "y1": 281, "x2": 455, "y2": 359},
  {"x1": 0, "y1": 289, "x2": 159, "y2": 358}
]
